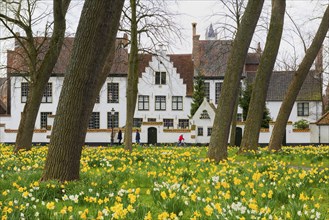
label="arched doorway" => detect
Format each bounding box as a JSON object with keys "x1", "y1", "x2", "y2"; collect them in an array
[
  {"x1": 235, "y1": 127, "x2": 242, "y2": 147},
  {"x1": 148, "y1": 127, "x2": 157, "y2": 145}
]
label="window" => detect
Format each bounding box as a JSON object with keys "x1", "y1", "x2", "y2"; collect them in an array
[
  {"x1": 21, "y1": 82, "x2": 29, "y2": 103},
  {"x1": 41, "y1": 83, "x2": 52, "y2": 103},
  {"x1": 155, "y1": 72, "x2": 166, "y2": 85},
  {"x1": 40, "y1": 112, "x2": 52, "y2": 129},
  {"x1": 138, "y1": 95, "x2": 149, "y2": 110},
  {"x1": 155, "y1": 96, "x2": 166, "y2": 110},
  {"x1": 178, "y1": 119, "x2": 189, "y2": 129},
  {"x1": 107, "y1": 112, "x2": 119, "y2": 128},
  {"x1": 163, "y1": 119, "x2": 174, "y2": 128},
  {"x1": 207, "y1": 127, "x2": 212, "y2": 136},
  {"x1": 215, "y1": 82, "x2": 222, "y2": 104},
  {"x1": 204, "y1": 82, "x2": 210, "y2": 102},
  {"x1": 107, "y1": 83, "x2": 119, "y2": 103},
  {"x1": 89, "y1": 112, "x2": 100, "y2": 129},
  {"x1": 133, "y1": 118, "x2": 143, "y2": 127},
  {"x1": 172, "y1": 96, "x2": 183, "y2": 110},
  {"x1": 297, "y1": 103, "x2": 309, "y2": 116},
  {"x1": 148, "y1": 118, "x2": 156, "y2": 122},
  {"x1": 197, "y1": 127, "x2": 203, "y2": 136}
]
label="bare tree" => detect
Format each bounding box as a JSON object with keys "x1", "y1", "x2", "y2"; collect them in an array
[
  {"x1": 208, "y1": 0, "x2": 264, "y2": 162},
  {"x1": 239, "y1": 0, "x2": 286, "y2": 152},
  {"x1": 120, "y1": 0, "x2": 182, "y2": 151},
  {"x1": 269, "y1": 5, "x2": 329, "y2": 151},
  {"x1": 41, "y1": 0, "x2": 124, "y2": 182},
  {"x1": 0, "y1": 0, "x2": 71, "y2": 152}
]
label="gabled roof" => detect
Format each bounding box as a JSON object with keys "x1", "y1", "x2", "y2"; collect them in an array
[
  {"x1": 246, "y1": 70, "x2": 322, "y2": 101},
  {"x1": 316, "y1": 111, "x2": 329, "y2": 125},
  {"x1": 137, "y1": 53, "x2": 194, "y2": 97}
]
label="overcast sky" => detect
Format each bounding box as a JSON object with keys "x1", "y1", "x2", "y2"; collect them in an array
[{"x1": 1, "y1": 0, "x2": 328, "y2": 76}]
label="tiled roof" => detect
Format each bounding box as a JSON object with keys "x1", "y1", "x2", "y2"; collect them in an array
[
  {"x1": 246, "y1": 70, "x2": 322, "y2": 101},
  {"x1": 196, "y1": 39, "x2": 260, "y2": 77},
  {"x1": 198, "y1": 40, "x2": 231, "y2": 77},
  {"x1": 7, "y1": 37, "x2": 128, "y2": 76},
  {"x1": 317, "y1": 111, "x2": 329, "y2": 125}
]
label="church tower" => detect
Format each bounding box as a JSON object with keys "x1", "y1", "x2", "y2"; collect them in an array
[{"x1": 205, "y1": 23, "x2": 217, "y2": 40}]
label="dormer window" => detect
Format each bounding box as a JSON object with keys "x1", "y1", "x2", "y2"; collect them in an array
[{"x1": 155, "y1": 72, "x2": 166, "y2": 85}]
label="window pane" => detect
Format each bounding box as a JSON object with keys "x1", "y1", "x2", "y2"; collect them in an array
[
  {"x1": 89, "y1": 112, "x2": 100, "y2": 129},
  {"x1": 155, "y1": 72, "x2": 160, "y2": 84},
  {"x1": 161, "y1": 72, "x2": 166, "y2": 84},
  {"x1": 204, "y1": 82, "x2": 210, "y2": 102},
  {"x1": 107, "y1": 112, "x2": 119, "y2": 128},
  {"x1": 40, "y1": 112, "x2": 52, "y2": 129},
  {"x1": 108, "y1": 83, "x2": 119, "y2": 103},
  {"x1": 21, "y1": 82, "x2": 29, "y2": 103}
]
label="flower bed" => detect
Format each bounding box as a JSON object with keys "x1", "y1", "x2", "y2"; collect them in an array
[{"x1": 0, "y1": 144, "x2": 328, "y2": 219}]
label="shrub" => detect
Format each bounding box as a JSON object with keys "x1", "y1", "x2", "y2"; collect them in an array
[{"x1": 293, "y1": 119, "x2": 309, "y2": 129}]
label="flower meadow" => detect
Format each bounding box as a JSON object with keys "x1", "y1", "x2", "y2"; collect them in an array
[{"x1": 0, "y1": 144, "x2": 328, "y2": 220}]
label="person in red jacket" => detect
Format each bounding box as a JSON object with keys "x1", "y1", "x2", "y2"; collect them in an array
[{"x1": 178, "y1": 134, "x2": 184, "y2": 146}]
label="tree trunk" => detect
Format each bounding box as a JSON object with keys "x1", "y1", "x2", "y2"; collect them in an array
[
  {"x1": 269, "y1": 5, "x2": 329, "y2": 151},
  {"x1": 207, "y1": 0, "x2": 264, "y2": 162},
  {"x1": 15, "y1": 81, "x2": 46, "y2": 151},
  {"x1": 41, "y1": 0, "x2": 124, "y2": 182},
  {"x1": 229, "y1": 94, "x2": 239, "y2": 146},
  {"x1": 239, "y1": 0, "x2": 286, "y2": 153},
  {"x1": 14, "y1": 0, "x2": 70, "y2": 151},
  {"x1": 125, "y1": 0, "x2": 139, "y2": 152}
]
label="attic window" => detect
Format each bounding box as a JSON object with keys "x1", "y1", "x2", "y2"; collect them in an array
[
  {"x1": 200, "y1": 110, "x2": 210, "y2": 119},
  {"x1": 155, "y1": 72, "x2": 166, "y2": 85}
]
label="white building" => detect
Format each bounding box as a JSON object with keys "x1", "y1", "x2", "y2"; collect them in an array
[{"x1": 0, "y1": 24, "x2": 326, "y2": 145}]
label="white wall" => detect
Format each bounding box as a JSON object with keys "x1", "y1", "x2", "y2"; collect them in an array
[{"x1": 267, "y1": 101, "x2": 322, "y2": 123}]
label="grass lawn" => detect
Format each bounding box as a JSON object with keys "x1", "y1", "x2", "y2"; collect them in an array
[{"x1": 0, "y1": 144, "x2": 328, "y2": 219}]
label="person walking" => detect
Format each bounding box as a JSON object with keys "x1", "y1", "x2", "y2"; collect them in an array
[
  {"x1": 135, "y1": 129, "x2": 140, "y2": 144},
  {"x1": 178, "y1": 134, "x2": 184, "y2": 146},
  {"x1": 117, "y1": 129, "x2": 122, "y2": 145}
]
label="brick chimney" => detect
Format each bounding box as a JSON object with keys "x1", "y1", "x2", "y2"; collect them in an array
[{"x1": 192, "y1": 23, "x2": 201, "y2": 76}]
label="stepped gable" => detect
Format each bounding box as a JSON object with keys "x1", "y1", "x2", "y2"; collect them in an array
[
  {"x1": 246, "y1": 70, "x2": 322, "y2": 101},
  {"x1": 7, "y1": 37, "x2": 128, "y2": 76},
  {"x1": 168, "y1": 54, "x2": 194, "y2": 97},
  {"x1": 137, "y1": 53, "x2": 194, "y2": 97}
]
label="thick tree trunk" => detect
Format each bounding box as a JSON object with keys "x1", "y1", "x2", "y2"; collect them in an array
[
  {"x1": 269, "y1": 5, "x2": 329, "y2": 151},
  {"x1": 239, "y1": 0, "x2": 286, "y2": 153},
  {"x1": 41, "y1": 0, "x2": 124, "y2": 182},
  {"x1": 14, "y1": 0, "x2": 70, "y2": 151},
  {"x1": 207, "y1": 0, "x2": 264, "y2": 162},
  {"x1": 125, "y1": 0, "x2": 139, "y2": 152}
]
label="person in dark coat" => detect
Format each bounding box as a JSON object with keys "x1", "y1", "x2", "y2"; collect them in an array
[
  {"x1": 117, "y1": 129, "x2": 122, "y2": 144},
  {"x1": 135, "y1": 129, "x2": 140, "y2": 144}
]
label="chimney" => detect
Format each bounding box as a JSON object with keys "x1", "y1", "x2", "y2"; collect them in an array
[
  {"x1": 192, "y1": 22, "x2": 197, "y2": 36},
  {"x1": 192, "y1": 23, "x2": 201, "y2": 76},
  {"x1": 122, "y1": 33, "x2": 129, "y2": 47},
  {"x1": 256, "y1": 42, "x2": 262, "y2": 53}
]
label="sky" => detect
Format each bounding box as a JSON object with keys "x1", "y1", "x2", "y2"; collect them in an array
[{"x1": 1, "y1": 0, "x2": 328, "y2": 76}]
